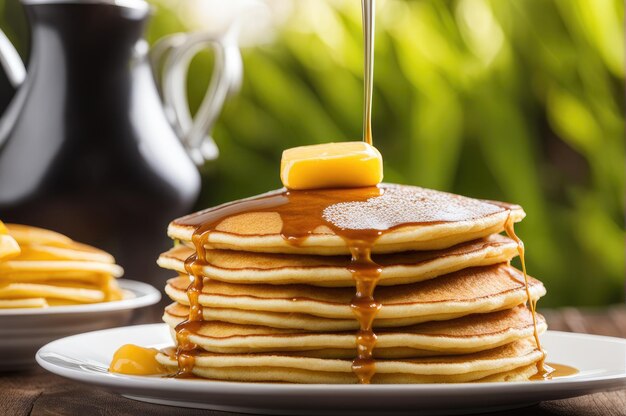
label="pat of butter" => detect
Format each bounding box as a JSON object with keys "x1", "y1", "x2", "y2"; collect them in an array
[
  {"x1": 109, "y1": 344, "x2": 166, "y2": 375},
  {"x1": 281, "y1": 142, "x2": 383, "y2": 190},
  {"x1": 0, "y1": 221, "x2": 6, "y2": 234}
]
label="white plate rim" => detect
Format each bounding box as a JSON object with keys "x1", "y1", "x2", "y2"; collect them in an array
[
  {"x1": 35, "y1": 325, "x2": 626, "y2": 394},
  {"x1": 0, "y1": 279, "x2": 161, "y2": 316}
]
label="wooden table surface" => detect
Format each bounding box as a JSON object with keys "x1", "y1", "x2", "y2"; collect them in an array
[{"x1": 2, "y1": 304, "x2": 625, "y2": 416}]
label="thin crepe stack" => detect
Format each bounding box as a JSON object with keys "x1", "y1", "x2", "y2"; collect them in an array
[
  {"x1": 0, "y1": 222, "x2": 124, "y2": 308},
  {"x1": 157, "y1": 184, "x2": 547, "y2": 383}
]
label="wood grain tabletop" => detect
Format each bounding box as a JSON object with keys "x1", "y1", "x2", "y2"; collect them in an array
[{"x1": 2, "y1": 304, "x2": 625, "y2": 416}]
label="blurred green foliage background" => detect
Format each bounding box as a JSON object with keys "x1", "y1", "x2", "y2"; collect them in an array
[{"x1": 0, "y1": 0, "x2": 623, "y2": 307}]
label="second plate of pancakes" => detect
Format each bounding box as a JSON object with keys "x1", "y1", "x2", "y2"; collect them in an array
[{"x1": 0, "y1": 223, "x2": 161, "y2": 370}]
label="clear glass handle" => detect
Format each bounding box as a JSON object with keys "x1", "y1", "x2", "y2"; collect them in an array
[
  {"x1": 0, "y1": 28, "x2": 26, "y2": 88},
  {"x1": 153, "y1": 28, "x2": 242, "y2": 166}
]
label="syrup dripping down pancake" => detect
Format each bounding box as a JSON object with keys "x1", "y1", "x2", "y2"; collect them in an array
[
  {"x1": 163, "y1": 264, "x2": 545, "y2": 324},
  {"x1": 155, "y1": 337, "x2": 543, "y2": 383},
  {"x1": 167, "y1": 184, "x2": 525, "y2": 255},
  {"x1": 158, "y1": 235, "x2": 518, "y2": 287}
]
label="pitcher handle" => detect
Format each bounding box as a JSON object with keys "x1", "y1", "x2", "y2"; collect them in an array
[
  {"x1": 0, "y1": 29, "x2": 26, "y2": 88},
  {"x1": 154, "y1": 28, "x2": 242, "y2": 166}
]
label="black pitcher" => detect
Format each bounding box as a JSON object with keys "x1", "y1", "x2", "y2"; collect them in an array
[{"x1": 0, "y1": 0, "x2": 241, "y2": 283}]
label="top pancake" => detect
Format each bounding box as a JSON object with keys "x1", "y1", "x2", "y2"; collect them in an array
[{"x1": 168, "y1": 184, "x2": 525, "y2": 255}]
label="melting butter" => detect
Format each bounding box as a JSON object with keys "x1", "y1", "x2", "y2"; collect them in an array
[
  {"x1": 280, "y1": 142, "x2": 383, "y2": 190},
  {"x1": 109, "y1": 344, "x2": 166, "y2": 375}
]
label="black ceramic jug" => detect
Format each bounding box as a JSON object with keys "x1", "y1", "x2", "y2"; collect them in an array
[{"x1": 0, "y1": 0, "x2": 241, "y2": 283}]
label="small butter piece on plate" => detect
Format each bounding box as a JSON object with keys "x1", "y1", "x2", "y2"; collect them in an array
[
  {"x1": 109, "y1": 344, "x2": 166, "y2": 375},
  {"x1": 281, "y1": 142, "x2": 383, "y2": 190}
]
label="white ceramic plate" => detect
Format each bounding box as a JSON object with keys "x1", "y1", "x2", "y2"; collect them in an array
[
  {"x1": 36, "y1": 325, "x2": 626, "y2": 415},
  {"x1": 1, "y1": 279, "x2": 160, "y2": 371}
]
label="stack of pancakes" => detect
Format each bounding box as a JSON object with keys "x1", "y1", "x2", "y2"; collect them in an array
[
  {"x1": 156, "y1": 184, "x2": 547, "y2": 383},
  {"x1": 0, "y1": 223, "x2": 124, "y2": 308}
]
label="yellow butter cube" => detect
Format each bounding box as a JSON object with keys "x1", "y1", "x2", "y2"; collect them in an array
[{"x1": 280, "y1": 141, "x2": 383, "y2": 190}]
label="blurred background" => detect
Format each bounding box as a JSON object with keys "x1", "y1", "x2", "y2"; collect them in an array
[{"x1": 0, "y1": 0, "x2": 623, "y2": 307}]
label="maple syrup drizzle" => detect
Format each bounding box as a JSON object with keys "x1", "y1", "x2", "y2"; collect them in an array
[
  {"x1": 172, "y1": 185, "x2": 512, "y2": 382},
  {"x1": 530, "y1": 363, "x2": 579, "y2": 380},
  {"x1": 353, "y1": 0, "x2": 380, "y2": 381},
  {"x1": 503, "y1": 216, "x2": 548, "y2": 377},
  {"x1": 362, "y1": 0, "x2": 375, "y2": 146},
  {"x1": 172, "y1": 229, "x2": 211, "y2": 378},
  {"x1": 349, "y1": 243, "x2": 383, "y2": 383}
]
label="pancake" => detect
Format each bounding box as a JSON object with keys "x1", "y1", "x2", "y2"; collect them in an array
[
  {"x1": 0, "y1": 281, "x2": 107, "y2": 303},
  {"x1": 158, "y1": 234, "x2": 519, "y2": 287},
  {"x1": 4, "y1": 223, "x2": 73, "y2": 247},
  {"x1": 163, "y1": 306, "x2": 546, "y2": 357},
  {"x1": 0, "y1": 223, "x2": 125, "y2": 307},
  {"x1": 15, "y1": 243, "x2": 115, "y2": 263},
  {"x1": 155, "y1": 337, "x2": 543, "y2": 383},
  {"x1": 0, "y1": 261, "x2": 124, "y2": 280},
  {"x1": 168, "y1": 184, "x2": 525, "y2": 255},
  {"x1": 164, "y1": 264, "x2": 545, "y2": 325}
]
